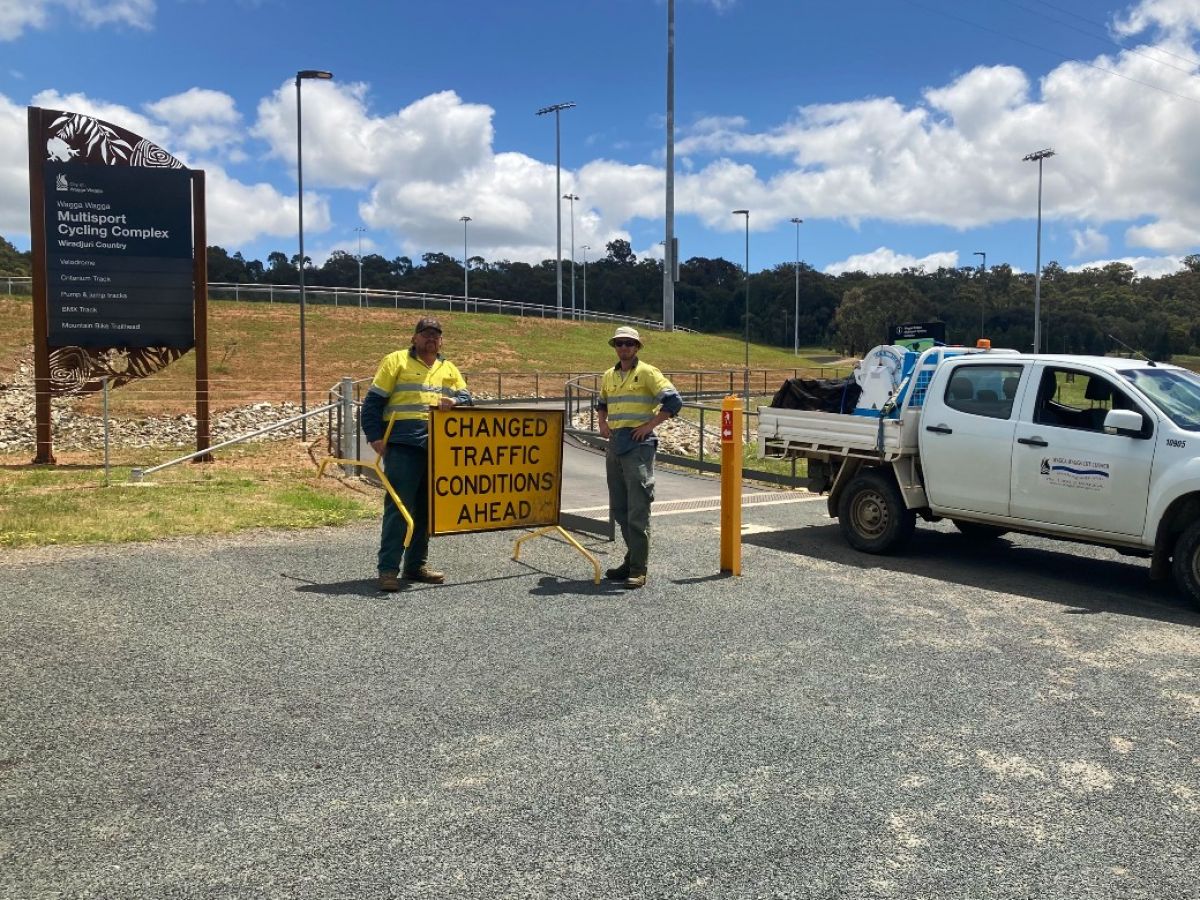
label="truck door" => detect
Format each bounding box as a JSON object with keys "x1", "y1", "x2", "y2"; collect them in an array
[
  {"x1": 919, "y1": 362, "x2": 1026, "y2": 516},
  {"x1": 1009, "y1": 364, "x2": 1155, "y2": 535}
]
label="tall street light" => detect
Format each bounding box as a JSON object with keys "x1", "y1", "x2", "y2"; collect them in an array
[
  {"x1": 1023, "y1": 148, "x2": 1055, "y2": 354},
  {"x1": 581, "y1": 244, "x2": 590, "y2": 318},
  {"x1": 663, "y1": 0, "x2": 676, "y2": 331},
  {"x1": 790, "y1": 217, "x2": 803, "y2": 356},
  {"x1": 973, "y1": 250, "x2": 986, "y2": 336},
  {"x1": 563, "y1": 193, "x2": 579, "y2": 318},
  {"x1": 536, "y1": 102, "x2": 575, "y2": 319},
  {"x1": 732, "y1": 209, "x2": 750, "y2": 404},
  {"x1": 295, "y1": 68, "x2": 333, "y2": 441},
  {"x1": 459, "y1": 215, "x2": 472, "y2": 312},
  {"x1": 354, "y1": 225, "x2": 365, "y2": 308}
]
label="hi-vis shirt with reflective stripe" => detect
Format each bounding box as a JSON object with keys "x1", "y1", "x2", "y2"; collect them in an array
[
  {"x1": 597, "y1": 360, "x2": 683, "y2": 451},
  {"x1": 360, "y1": 348, "x2": 469, "y2": 447}
]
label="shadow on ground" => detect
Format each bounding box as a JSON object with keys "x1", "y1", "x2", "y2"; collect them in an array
[{"x1": 745, "y1": 522, "x2": 1200, "y2": 626}]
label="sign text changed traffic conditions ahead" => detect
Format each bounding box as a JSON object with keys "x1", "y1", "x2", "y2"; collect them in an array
[{"x1": 428, "y1": 408, "x2": 563, "y2": 535}]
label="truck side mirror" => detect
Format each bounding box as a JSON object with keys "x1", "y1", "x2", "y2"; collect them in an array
[{"x1": 1104, "y1": 408, "x2": 1145, "y2": 437}]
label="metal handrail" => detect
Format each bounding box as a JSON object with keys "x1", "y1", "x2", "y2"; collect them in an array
[
  {"x1": 130, "y1": 401, "x2": 339, "y2": 481},
  {"x1": 207, "y1": 282, "x2": 694, "y2": 332}
]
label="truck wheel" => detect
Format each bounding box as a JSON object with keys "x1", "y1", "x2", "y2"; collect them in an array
[
  {"x1": 952, "y1": 520, "x2": 1008, "y2": 541},
  {"x1": 1170, "y1": 521, "x2": 1200, "y2": 609},
  {"x1": 837, "y1": 468, "x2": 916, "y2": 554}
]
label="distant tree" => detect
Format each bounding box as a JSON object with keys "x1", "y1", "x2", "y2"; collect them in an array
[
  {"x1": 0, "y1": 235, "x2": 30, "y2": 276},
  {"x1": 605, "y1": 239, "x2": 636, "y2": 266}
]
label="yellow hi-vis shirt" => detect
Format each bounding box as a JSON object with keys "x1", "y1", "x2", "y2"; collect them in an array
[
  {"x1": 361, "y1": 348, "x2": 469, "y2": 447},
  {"x1": 597, "y1": 359, "x2": 683, "y2": 455}
]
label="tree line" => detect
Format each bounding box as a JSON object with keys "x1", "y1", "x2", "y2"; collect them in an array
[{"x1": 5, "y1": 233, "x2": 1200, "y2": 360}]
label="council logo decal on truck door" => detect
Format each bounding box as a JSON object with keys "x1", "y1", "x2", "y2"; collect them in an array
[{"x1": 1040, "y1": 456, "x2": 1111, "y2": 491}]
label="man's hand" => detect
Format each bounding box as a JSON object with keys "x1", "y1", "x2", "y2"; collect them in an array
[
  {"x1": 438, "y1": 397, "x2": 456, "y2": 410},
  {"x1": 631, "y1": 423, "x2": 655, "y2": 441},
  {"x1": 598, "y1": 416, "x2": 611, "y2": 439},
  {"x1": 369, "y1": 439, "x2": 385, "y2": 457}
]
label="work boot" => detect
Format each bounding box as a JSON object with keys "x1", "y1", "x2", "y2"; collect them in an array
[
  {"x1": 378, "y1": 572, "x2": 400, "y2": 592},
  {"x1": 404, "y1": 566, "x2": 445, "y2": 584},
  {"x1": 623, "y1": 572, "x2": 647, "y2": 589},
  {"x1": 605, "y1": 563, "x2": 630, "y2": 581}
]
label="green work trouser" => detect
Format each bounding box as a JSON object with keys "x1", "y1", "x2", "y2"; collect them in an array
[
  {"x1": 378, "y1": 443, "x2": 429, "y2": 576},
  {"x1": 606, "y1": 442, "x2": 656, "y2": 574}
]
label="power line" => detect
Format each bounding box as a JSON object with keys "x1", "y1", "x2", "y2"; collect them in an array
[
  {"x1": 900, "y1": 0, "x2": 1200, "y2": 107},
  {"x1": 999, "y1": 0, "x2": 1200, "y2": 76}
]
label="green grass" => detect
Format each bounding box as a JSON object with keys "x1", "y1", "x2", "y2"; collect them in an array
[
  {"x1": 0, "y1": 294, "x2": 842, "y2": 547},
  {"x1": 0, "y1": 443, "x2": 377, "y2": 548}
]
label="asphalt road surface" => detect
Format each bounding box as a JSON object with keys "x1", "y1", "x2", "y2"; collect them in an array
[{"x1": 2, "y1": 491, "x2": 1198, "y2": 899}]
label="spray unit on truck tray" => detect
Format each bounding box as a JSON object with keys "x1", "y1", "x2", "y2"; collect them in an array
[{"x1": 758, "y1": 341, "x2": 1200, "y2": 609}]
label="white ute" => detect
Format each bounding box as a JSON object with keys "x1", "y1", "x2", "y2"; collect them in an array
[{"x1": 758, "y1": 344, "x2": 1200, "y2": 608}]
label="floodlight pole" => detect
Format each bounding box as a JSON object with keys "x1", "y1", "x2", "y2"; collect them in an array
[
  {"x1": 459, "y1": 215, "x2": 471, "y2": 312},
  {"x1": 733, "y1": 209, "x2": 750, "y2": 405},
  {"x1": 563, "y1": 193, "x2": 578, "y2": 318},
  {"x1": 354, "y1": 225, "x2": 365, "y2": 307},
  {"x1": 664, "y1": 0, "x2": 676, "y2": 331},
  {"x1": 973, "y1": 250, "x2": 986, "y2": 336},
  {"x1": 536, "y1": 102, "x2": 575, "y2": 319},
  {"x1": 295, "y1": 68, "x2": 333, "y2": 441},
  {"x1": 790, "y1": 217, "x2": 803, "y2": 355},
  {"x1": 1023, "y1": 148, "x2": 1055, "y2": 354},
  {"x1": 581, "y1": 245, "x2": 590, "y2": 318}
]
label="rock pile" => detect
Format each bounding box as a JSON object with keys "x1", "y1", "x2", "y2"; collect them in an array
[{"x1": 0, "y1": 361, "x2": 308, "y2": 453}]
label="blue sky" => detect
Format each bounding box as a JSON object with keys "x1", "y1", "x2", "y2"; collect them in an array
[{"x1": 4, "y1": 0, "x2": 1200, "y2": 281}]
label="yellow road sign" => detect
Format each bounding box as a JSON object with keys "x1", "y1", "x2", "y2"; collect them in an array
[{"x1": 428, "y1": 407, "x2": 563, "y2": 536}]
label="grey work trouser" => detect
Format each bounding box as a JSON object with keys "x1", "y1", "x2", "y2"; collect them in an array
[{"x1": 606, "y1": 442, "x2": 656, "y2": 574}]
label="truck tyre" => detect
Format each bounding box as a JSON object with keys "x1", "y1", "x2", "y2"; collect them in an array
[
  {"x1": 837, "y1": 468, "x2": 916, "y2": 554},
  {"x1": 1170, "y1": 520, "x2": 1200, "y2": 609},
  {"x1": 952, "y1": 520, "x2": 1008, "y2": 541}
]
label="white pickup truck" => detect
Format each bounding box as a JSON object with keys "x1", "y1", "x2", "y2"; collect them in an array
[{"x1": 758, "y1": 346, "x2": 1200, "y2": 607}]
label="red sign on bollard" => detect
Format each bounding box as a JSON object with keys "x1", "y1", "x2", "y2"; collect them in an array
[{"x1": 721, "y1": 409, "x2": 734, "y2": 443}]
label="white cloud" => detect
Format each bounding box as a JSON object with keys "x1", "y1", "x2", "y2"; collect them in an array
[
  {"x1": 1071, "y1": 226, "x2": 1109, "y2": 257},
  {"x1": 1068, "y1": 255, "x2": 1184, "y2": 278},
  {"x1": 823, "y1": 247, "x2": 959, "y2": 276},
  {"x1": 254, "y1": 83, "x2": 493, "y2": 191},
  {"x1": 0, "y1": 0, "x2": 154, "y2": 40},
  {"x1": 1113, "y1": 0, "x2": 1200, "y2": 40},
  {"x1": 0, "y1": 92, "x2": 30, "y2": 234},
  {"x1": 145, "y1": 88, "x2": 243, "y2": 159},
  {"x1": 203, "y1": 166, "x2": 330, "y2": 248}
]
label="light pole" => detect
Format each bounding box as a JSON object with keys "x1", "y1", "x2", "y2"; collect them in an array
[
  {"x1": 973, "y1": 250, "x2": 986, "y2": 336},
  {"x1": 1023, "y1": 148, "x2": 1055, "y2": 353},
  {"x1": 732, "y1": 209, "x2": 750, "y2": 403},
  {"x1": 536, "y1": 101, "x2": 575, "y2": 319},
  {"x1": 562, "y1": 193, "x2": 579, "y2": 318},
  {"x1": 295, "y1": 68, "x2": 333, "y2": 441},
  {"x1": 790, "y1": 217, "x2": 803, "y2": 356},
  {"x1": 354, "y1": 225, "x2": 365, "y2": 308},
  {"x1": 664, "y1": 0, "x2": 676, "y2": 331},
  {"x1": 459, "y1": 215, "x2": 471, "y2": 312},
  {"x1": 581, "y1": 245, "x2": 590, "y2": 318}
]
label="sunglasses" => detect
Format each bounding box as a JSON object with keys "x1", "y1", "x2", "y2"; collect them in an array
[{"x1": 613, "y1": 340, "x2": 639, "y2": 348}]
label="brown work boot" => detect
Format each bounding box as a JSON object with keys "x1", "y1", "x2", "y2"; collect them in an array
[
  {"x1": 623, "y1": 572, "x2": 647, "y2": 589},
  {"x1": 605, "y1": 563, "x2": 630, "y2": 581},
  {"x1": 378, "y1": 572, "x2": 400, "y2": 592},
  {"x1": 404, "y1": 566, "x2": 445, "y2": 584}
]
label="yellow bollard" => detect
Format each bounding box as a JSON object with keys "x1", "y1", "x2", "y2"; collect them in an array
[{"x1": 719, "y1": 394, "x2": 743, "y2": 575}]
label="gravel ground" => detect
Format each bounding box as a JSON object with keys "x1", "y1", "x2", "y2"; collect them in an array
[{"x1": 1, "y1": 504, "x2": 1198, "y2": 899}]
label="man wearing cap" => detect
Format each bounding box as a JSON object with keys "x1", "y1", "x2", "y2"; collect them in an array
[
  {"x1": 596, "y1": 326, "x2": 683, "y2": 588},
  {"x1": 361, "y1": 317, "x2": 470, "y2": 591}
]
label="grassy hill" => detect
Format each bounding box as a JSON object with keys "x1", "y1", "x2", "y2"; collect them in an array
[{"x1": 0, "y1": 295, "x2": 849, "y2": 415}]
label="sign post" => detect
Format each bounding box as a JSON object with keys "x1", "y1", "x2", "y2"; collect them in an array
[
  {"x1": 720, "y1": 394, "x2": 743, "y2": 575},
  {"x1": 27, "y1": 106, "x2": 206, "y2": 464}
]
